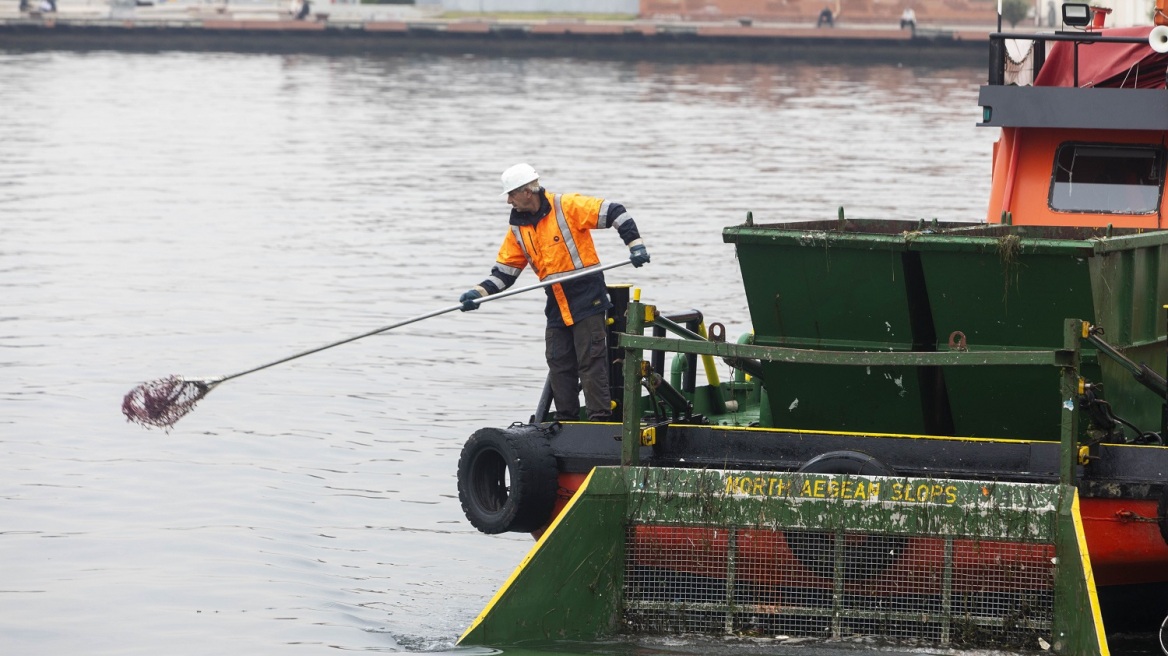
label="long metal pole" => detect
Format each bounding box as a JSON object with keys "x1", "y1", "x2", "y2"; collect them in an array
[{"x1": 215, "y1": 259, "x2": 635, "y2": 384}]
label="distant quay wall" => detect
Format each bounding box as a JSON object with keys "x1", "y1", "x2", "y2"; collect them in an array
[{"x1": 0, "y1": 14, "x2": 989, "y2": 64}]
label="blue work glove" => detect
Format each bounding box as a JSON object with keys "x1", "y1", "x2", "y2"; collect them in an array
[
  {"x1": 630, "y1": 245, "x2": 650, "y2": 268},
  {"x1": 459, "y1": 289, "x2": 482, "y2": 312}
]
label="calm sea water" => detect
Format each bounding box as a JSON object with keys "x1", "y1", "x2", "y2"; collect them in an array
[{"x1": 1, "y1": 49, "x2": 999, "y2": 654}]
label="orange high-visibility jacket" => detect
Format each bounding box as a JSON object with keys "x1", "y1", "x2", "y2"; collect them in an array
[{"x1": 474, "y1": 190, "x2": 644, "y2": 328}]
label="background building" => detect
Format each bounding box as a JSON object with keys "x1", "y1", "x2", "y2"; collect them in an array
[{"x1": 415, "y1": 0, "x2": 1150, "y2": 28}]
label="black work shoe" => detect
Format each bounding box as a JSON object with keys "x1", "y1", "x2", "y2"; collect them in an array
[
  {"x1": 587, "y1": 412, "x2": 613, "y2": 422},
  {"x1": 552, "y1": 411, "x2": 581, "y2": 422}
]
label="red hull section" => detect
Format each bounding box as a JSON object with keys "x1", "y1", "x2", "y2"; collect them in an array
[
  {"x1": 1080, "y1": 498, "x2": 1168, "y2": 586},
  {"x1": 628, "y1": 524, "x2": 1056, "y2": 595}
]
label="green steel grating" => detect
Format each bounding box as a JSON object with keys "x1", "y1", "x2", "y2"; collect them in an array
[{"x1": 623, "y1": 525, "x2": 1054, "y2": 648}]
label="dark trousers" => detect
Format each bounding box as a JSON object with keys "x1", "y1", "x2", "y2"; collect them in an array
[{"x1": 546, "y1": 313, "x2": 610, "y2": 420}]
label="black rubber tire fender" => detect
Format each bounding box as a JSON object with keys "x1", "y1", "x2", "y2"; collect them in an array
[
  {"x1": 785, "y1": 450, "x2": 907, "y2": 580},
  {"x1": 457, "y1": 426, "x2": 559, "y2": 535},
  {"x1": 1158, "y1": 484, "x2": 1168, "y2": 548}
]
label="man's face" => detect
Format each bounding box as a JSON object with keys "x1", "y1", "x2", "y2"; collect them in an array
[{"x1": 506, "y1": 187, "x2": 541, "y2": 213}]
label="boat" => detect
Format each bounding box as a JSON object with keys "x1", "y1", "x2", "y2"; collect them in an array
[{"x1": 454, "y1": 5, "x2": 1168, "y2": 653}]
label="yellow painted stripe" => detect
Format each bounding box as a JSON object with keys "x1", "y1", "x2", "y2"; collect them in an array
[
  {"x1": 665, "y1": 421, "x2": 1167, "y2": 453},
  {"x1": 1072, "y1": 490, "x2": 1110, "y2": 656},
  {"x1": 666, "y1": 421, "x2": 1045, "y2": 445},
  {"x1": 696, "y1": 322, "x2": 721, "y2": 386},
  {"x1": 457, "y1": 468, "x2": 598, "y2": 645}
]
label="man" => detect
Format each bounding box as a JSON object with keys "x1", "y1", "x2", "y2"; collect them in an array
[
  {"x1": 459, "y1": 163, "x2": 650, "y2": 422},
  {"x1": 899, "y1": 6, "x2": 916, "y2": 32},
  {"x1": 816, "y1": 5, "x2": 834, "y2": 27}
]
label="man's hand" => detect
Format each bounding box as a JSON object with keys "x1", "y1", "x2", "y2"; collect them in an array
[
  {"x1": 630, "y1": 245, "x2": 650, "y2": 268},
  {"x1": 459, "y1": 289, "x2": 482, "y2": 311}
]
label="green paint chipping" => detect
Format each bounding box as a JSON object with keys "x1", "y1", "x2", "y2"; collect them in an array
[
  {"x1": 629, "y1": 468, "x2": 1061, "y2": 541},
  {"x1": 460, "y1": 467, "x2": 1107, "y2": 654}
]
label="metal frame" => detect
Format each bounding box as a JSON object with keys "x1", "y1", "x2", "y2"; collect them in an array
[{"x1": 620, "y1": 300, "x2": 1085, "y2": 486}]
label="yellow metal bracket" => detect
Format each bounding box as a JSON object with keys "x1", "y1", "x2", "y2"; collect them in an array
[
  {"x1": 640, "y1": 426, "x2": 657, "y2": 446},
  {"x1": 1077, "y1": 446, "x2": 1092, "y2": 466}
]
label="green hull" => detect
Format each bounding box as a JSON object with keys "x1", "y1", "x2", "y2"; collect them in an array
[{"x1": 460, "y1": 466, "x2": 1107, "y2": 655}]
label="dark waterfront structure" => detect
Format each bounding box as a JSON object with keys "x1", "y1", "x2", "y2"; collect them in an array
[{"x1": 0, "y1": 16, "x2": 986, "y2": 63}]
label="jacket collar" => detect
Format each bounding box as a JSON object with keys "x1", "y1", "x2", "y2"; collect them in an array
[{"x1": 508, "y1": 189, "x2": 551, "y2": 226}]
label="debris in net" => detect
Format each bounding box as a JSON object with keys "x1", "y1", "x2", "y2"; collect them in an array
[{"x1": 122, "y1": 376, "x2": 212, "y2": 430}]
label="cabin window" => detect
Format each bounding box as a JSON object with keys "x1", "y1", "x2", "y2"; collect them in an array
[{"x1": 1049, "y1": 143, "x2": 1164, "y2": 214}]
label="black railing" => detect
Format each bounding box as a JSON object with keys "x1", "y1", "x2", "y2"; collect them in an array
[{"x1": 987, "y1": 31, "x2": 1154, "y2": 87}]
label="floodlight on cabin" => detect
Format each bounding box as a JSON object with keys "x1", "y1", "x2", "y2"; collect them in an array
[{"x1": 1062, "y1": 3, "x2": 1092, "y2": 27}]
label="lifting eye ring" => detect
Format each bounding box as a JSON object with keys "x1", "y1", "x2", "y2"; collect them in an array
[
  {"x1": 709, "y1": 322, "x2": 726, "y2": 343},
  {"x1": 948, "y1": 331, "x2": 968, "y2": 351}
]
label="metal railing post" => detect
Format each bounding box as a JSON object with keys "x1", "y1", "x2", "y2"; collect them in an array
[
  {"x1": 1060, "y1": 319, "x2": 1083, "y2": 486},
  {"x1": 622, "y1": 293, "x2": 647, "y2": 466}
]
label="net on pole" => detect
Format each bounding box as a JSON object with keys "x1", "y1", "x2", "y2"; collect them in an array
[{"x1": 122, "y1": 376, "x2": 212, "y2": 430}]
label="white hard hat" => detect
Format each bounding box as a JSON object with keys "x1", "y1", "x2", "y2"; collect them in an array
[{"x1": 500, "y1": 163, "x2": 539, "y2": 196}]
